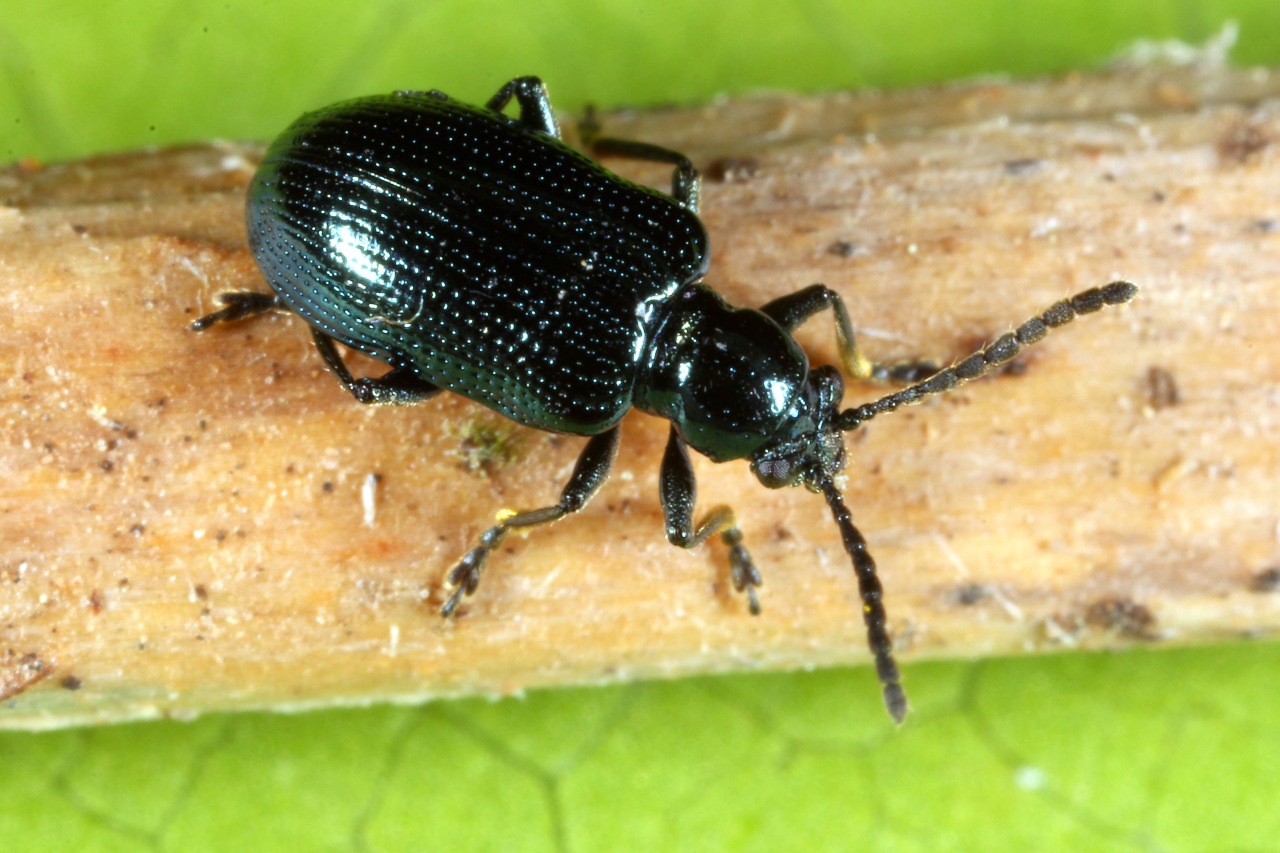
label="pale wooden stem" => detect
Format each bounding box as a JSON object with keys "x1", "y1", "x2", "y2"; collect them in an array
[{"x1": 2, "y1": 64, "x2": 1278, "y2": 728}]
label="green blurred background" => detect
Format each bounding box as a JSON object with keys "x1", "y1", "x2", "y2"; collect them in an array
[{"x1": 3, "y1": 1, "x2": 1279, "y2": 850}]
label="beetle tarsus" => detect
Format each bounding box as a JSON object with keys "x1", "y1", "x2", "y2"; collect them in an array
[
  {"x1": 441, "y1": 538, "x2": 500, "y2": 617},
  {"x1": 190, "y1": 291, "x2": 282, "y2": 331},
  {"x1": 440, "y1": 428, "x2": 622, "y2": 616},
  {"x1": 724, "y1": 527, "x2": 763, "y2": 615},
  {"x1": 440, "y1": 585, "x2": 468, "y2": 619},
  {"x1": 880, "y1": 359, "x2": 941, "y2": 384},
  {"x1": 308, "y1": 332, "x2": 445, "y2": 407}
]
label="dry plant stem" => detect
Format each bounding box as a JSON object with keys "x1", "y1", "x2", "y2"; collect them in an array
[{"x1": 2, "y1": 64, "x2": 1278, "y2": 729}]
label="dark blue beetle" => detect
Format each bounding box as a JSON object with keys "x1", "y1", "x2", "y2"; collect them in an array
[{"x1": 195, "y1": 77, "x2": 1136, "y2": 721}]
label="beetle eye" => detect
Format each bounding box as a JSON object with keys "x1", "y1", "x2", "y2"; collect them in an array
[{"x1": 752, "y1": 456, "x2": 794, "y2": 489}]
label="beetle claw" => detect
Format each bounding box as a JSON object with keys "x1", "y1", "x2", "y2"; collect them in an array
[
  {"x1": 440, "y1": 585, "x2": 468, "y2": 618},
  {"x1": 441, "y1": 546, "x2": 488, "y2": 617}
]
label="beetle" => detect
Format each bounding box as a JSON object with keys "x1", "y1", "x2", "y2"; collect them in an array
[{"x1": 193, "y1": 76, "x2": 1137, "y2": 722}]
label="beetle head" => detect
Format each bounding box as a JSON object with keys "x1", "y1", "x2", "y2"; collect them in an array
[{"x1": 749, "y1": 365, "x2": 847, "y2": 492}]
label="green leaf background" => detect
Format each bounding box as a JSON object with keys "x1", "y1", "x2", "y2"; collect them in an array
[{"x1": 3, "y1": 1, "x2": 1278, "y2": 850}]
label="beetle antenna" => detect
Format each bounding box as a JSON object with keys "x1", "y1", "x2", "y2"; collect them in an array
[
  {"x1": 837, "y1": 281, "x2": 1137, "y2": 431},
  {"x1": 816, "y1": 473, "x2": 907, "y2": 723}
]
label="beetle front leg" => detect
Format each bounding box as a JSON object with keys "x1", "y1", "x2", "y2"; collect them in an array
[
  {"x1": 760, "y1": 284, "x2": 938, "y2": 383},
  {"x1": 659, "y1": 428, "x2": 762, "y2": 614},
  {"x1": 309, "y1": 331, "x2": 442, "y2": 406},
  {"x1": 485, "y1": 76, "x2": 560, "y2": 138},
  {"x1": 442, "y1": 424, "x2": 621, "y2": 616}
]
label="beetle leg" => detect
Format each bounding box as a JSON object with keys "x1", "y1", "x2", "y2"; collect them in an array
[
  {"x1": 578, "y1": 120, "x2": 701, "y2": 213},
  {"x1": 190, "y1": 291, "x2": 283, "y2": 331},
  {"x1": 485, "y1": 76, "x2": 560, "y2": 139},
  {"x1": 594, "y1": 140, "x2": 700, "y2": 213},
  {"x1": 310, "y1": 330, "x2": 442, "y2": 406},
  {"x1": 659, "y1": 428, "x2": 762, "y2": 614},
  {"x1": 441, "y1": 424, "x2": 621, "y2": 617},
  {"x1": 760, "y1": 284, "x2": 938, "y2": 383}
]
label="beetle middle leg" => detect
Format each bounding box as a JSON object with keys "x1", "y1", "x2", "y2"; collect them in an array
[
  {"x1": 659, "y1": 428, "x2": 762, "y2": 614},
  {"x1": 761, "y1": 284, "x2": 939, "y2": 383},
  {"x1": 441, "y1": 424, "x2": 621, "y2": 617},
  {"x1": 193, "y1": 296, "x2": 443, "y2": 406}
]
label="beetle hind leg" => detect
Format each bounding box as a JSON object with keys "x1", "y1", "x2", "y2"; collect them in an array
[
  {"x1": 660, "y1": 428, "x2": 763, "y2": 614},
  {"x1": 441, "y1": 425, "x2": 621, "y2": 617},
  {"x1": 190, "y1": 291, "x2": 283, "y2": 331},
  {"x1": 309, "y1": 331, "x2": 442, "y2": 406}
]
